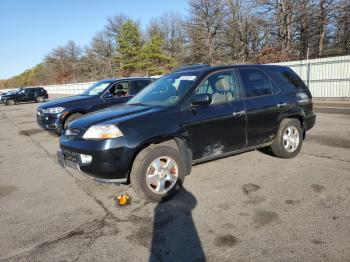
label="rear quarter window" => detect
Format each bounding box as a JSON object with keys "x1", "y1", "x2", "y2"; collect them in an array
[{"x1": 269, "y1": 67, "x2": 307, "y2": 91}]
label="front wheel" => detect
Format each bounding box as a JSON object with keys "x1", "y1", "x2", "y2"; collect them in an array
[
  {"x1": 6, "y1": 99, "x2": 16, "y2": 106},
  {"x1": 64, "y1": 113, "x2": 82, "y2": 129},
  {"x1": 270, "y1": 118, "x2": 303, "y2": 158},
  {"x1": 130, "y1": 145, "x2": 185, "y2": 202}
]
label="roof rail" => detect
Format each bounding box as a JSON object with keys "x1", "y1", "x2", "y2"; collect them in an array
[{"x1": 171, "y1": 64, "x2": 210, "y2": 73}]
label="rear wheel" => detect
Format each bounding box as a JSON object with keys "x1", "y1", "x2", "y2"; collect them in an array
[
  {"x1": 36, "y1": 96, "x2": 44, "y2": 103},
  {"x1": 130, "y1": 145, "x2": 185, "y2": 202},
  {"x1": 270, "y1": 118, "x2": 303, "y2": 158},
  {"x1": 64, "y1": 113, "x2": 82, "y2": 129}
]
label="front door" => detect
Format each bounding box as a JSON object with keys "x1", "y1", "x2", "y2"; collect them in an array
[
  {"x1": 184, "y1": 70, "x2": 246, "y2": 160},
  {"x1": 16, "y1": 89, "x2": 29, "y2": 102},
  {"x1": 101, "y1": 81, "x2": 130, "y2": 108}
]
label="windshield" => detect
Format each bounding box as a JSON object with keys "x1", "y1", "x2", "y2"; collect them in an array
[
  {"x1": 127, "y1": 73, "x2": 199, "y2": 107},
  {"x1": 81, "y1": 80, "x2": 113, "y2": 96}
]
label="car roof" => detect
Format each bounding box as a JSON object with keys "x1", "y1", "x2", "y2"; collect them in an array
[
  {"x1": 170, "y1": 64, "x2": 290, "y2": 75},
  {"x1": 101, "y1": 77, "x2": 154, "y2": 82}
]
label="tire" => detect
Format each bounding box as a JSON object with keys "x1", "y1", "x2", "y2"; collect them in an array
[
  {"x1": 36, "y1": 96, "x2": 44, "y2": 103},
  {"x1": 7, "y1": 99, "x2": 16, "y2": 106},
  {"x1": 64, "y1": 113, "x2": 82, "y2": 129},
  {"x1": 130, "y1": 145, "x2": 185, "y2": 202},
  {"x1": 270, "y1": 118, "x2": 303, "y2": 158}
]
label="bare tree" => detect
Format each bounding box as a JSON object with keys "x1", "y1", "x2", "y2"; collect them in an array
[
  {"x1": 186, "y1": 0, "x2": 226, "y2": 64},
  {"x1": 147, "y1": 12, "x2": 186, "y2": 65},
  {"x1": 86, "y1": 31, "x2": 115, "y2": 77},
  {"x1": 65, "y1": 40, "x2": 82, "y2": 82},
  {"x1": 334, "y1": 0, "x2": 349, "y2": 54}
]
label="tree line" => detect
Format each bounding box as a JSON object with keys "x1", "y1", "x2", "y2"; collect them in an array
[{"x1": 1, "y1": 0, "x2": 349, "y2": 89}]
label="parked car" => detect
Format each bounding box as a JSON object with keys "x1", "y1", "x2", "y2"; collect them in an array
[
  {"x1": 1, "y1": 87, "x2": 48, "y2": 105},
  {"x1": 0, "y1": 90, "x2": 14, "y2": 103},
  {"x1": 58, "y1": 64, "x2": 316, "y2": 202},
  {"x1": 37, "y1": 77, "x2": 153, "y2": 134}
]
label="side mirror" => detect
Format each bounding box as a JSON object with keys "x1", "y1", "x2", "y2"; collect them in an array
[
  {"x1": 103, "y1": 92, "x2": 113, "y2": 99},
  {"x1": 191, "y1": 94, "x2": 212, "y2": 106}
]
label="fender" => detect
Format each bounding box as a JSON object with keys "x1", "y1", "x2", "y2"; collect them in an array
[
  {"x1": 277, "y1": 106, "x2": 307, "y2": 137},
  {"x1": 132, "y1": 131, "x2": 193, "y2": 177}
]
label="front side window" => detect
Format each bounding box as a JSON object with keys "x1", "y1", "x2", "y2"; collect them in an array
[
  {"x1": 81, "y1": 80, "x2": 114, "y2": 96},
  {"x1": 239, "y1": 69, "x2": 272, "y2": 97},
  {"x1": 195, "y1": 70, "x2": 239, "y2": 105},
  {"x1": 127, "y1": 73, "x2": 199, "y2": 107},
  {"x1": 108, "y1": 81, "x2": 129, "y2": 97}
]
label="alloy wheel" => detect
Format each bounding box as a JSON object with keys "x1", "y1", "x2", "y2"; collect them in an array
[
  {"x1": 283, "y1": 126, "x2": 300, "y2": 153},
  {"x1": 146, "y1": 156, "x2": 179, "y2": 194}
]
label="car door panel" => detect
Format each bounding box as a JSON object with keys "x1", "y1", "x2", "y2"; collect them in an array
[
  {"x1": 238, "y1": 68, "x2": 289, "y2": 146},
  {"x1": 244, "y1": 95, "x2": 288, "y2": 146},
  {"x1": 185, "y1": 100, "x2": 246, "y2": 160},
  {"x1": 183, "y1": 70, "x2": 246, "y2": 160},
  {"x1": 16, "y1": 91, "x2": 27, "y2": 102}
]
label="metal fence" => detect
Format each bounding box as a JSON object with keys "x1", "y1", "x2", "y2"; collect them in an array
[
  {"x1": 272, "y1": 55, "x2": 350, "y2": 98},
  {"x1": 42, "y1": 82, "x2": 95, "y2": 95},
  {"x1": 1, "y1": 55, "x2": 349, "y2": 97}
]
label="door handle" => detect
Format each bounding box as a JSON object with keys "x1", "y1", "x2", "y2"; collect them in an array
[
  {"x1": 277, "y1": 103, "x2": 287, "y2": 108},
  {"x1": 232, "y1": 110, "x2": 246, "y2": 117}
]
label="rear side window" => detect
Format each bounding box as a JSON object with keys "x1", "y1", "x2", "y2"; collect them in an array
[
  {"x1": 239, "y1": 69, "x2": 273, "y2": 98},
  {"x1": 269, "y1": 67, "x2": 307, "y2": 91},
  {"x1": 132, "y1": 80, "x2": 150, "y2": 94}
]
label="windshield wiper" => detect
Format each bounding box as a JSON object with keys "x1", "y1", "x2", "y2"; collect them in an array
[{"x1": 128, "y1": 102, "x2": 148, "y2": 106}]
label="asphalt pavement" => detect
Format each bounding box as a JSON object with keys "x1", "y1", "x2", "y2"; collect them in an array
[{"x1": 0, "y1": 97, "x2": 349, "y2": 261}]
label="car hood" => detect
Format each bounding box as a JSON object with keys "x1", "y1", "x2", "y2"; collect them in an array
[
  {"x1": 69, "y1": 104, "x2": 164, "y2": 129},
  {"x1": 1, "y1": 93, "x2": 17, "y2": 98},
  {"x1": 39, "y1": 95, "x2": 94, "y2": 108}
]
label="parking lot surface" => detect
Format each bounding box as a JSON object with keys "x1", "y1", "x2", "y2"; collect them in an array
[{"x1": 0, "y1": 98, "x2": 349, "y2": 262}]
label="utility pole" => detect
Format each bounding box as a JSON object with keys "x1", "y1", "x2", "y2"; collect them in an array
[{"x1": 306, "y1": 45, "x2": 310, "y2": 89}]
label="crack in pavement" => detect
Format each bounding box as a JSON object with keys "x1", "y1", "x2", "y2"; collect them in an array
[
  {"x1": 301, "y1": 152, "x2": 350, "y2": 163},
  {"x1": 0, "y1": 213, "x2": 126, "y2": 261}
]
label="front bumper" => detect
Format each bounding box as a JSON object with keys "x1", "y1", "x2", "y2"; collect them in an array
[
  {"x1": 36, "y1": 111, "x2": 63, "y2": 134},
  {"x1": 58, "y1": 136, "x2": 135, "y2": 183}
]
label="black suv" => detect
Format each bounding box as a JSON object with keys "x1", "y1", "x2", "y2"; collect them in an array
[
  {"x1": 37, "y1": 77, "x2": 153, "y2": 134},
  {"x1": 58, "y1": 65, "x2": 316, "y2": 202},
  {"x1": 1, "y1": 87, "x2": 48, "y2": 105}
]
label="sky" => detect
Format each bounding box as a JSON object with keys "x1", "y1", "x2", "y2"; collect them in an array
[{"x1": 0, "y1": 0, "x2": 189, "y2": 79}]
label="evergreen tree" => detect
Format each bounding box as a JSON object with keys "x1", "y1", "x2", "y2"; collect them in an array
[
  {"x1": 116, "y1": 20, "x2": 143, "y2": 76},
  {"x1": 141, "y1": 34, "x2": 172, "y2": 75}
]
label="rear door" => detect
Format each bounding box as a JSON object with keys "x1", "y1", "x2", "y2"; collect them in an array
[
  {"x1": 185, "y1": 70, "x2": 246, "y2": 160},
  {"x1": 237, "y1": 68, "x2": 287, "y2": 147}
]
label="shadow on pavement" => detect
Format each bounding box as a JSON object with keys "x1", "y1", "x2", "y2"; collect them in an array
[{"x1": 150, "y1": 187, "x2": 205, "y2": 262}]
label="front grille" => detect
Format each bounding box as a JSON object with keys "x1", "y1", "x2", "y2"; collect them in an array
[{"x1": 64, "y1": 128, "x2": 81, "y2": 140}]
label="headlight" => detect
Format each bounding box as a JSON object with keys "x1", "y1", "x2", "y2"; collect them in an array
[
  {"x1": 44, "y1": 107, "x2": 65, "y2": 114},
  {"x1": 83, "y1": 124, "x2": 123, "y2": 140}
]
